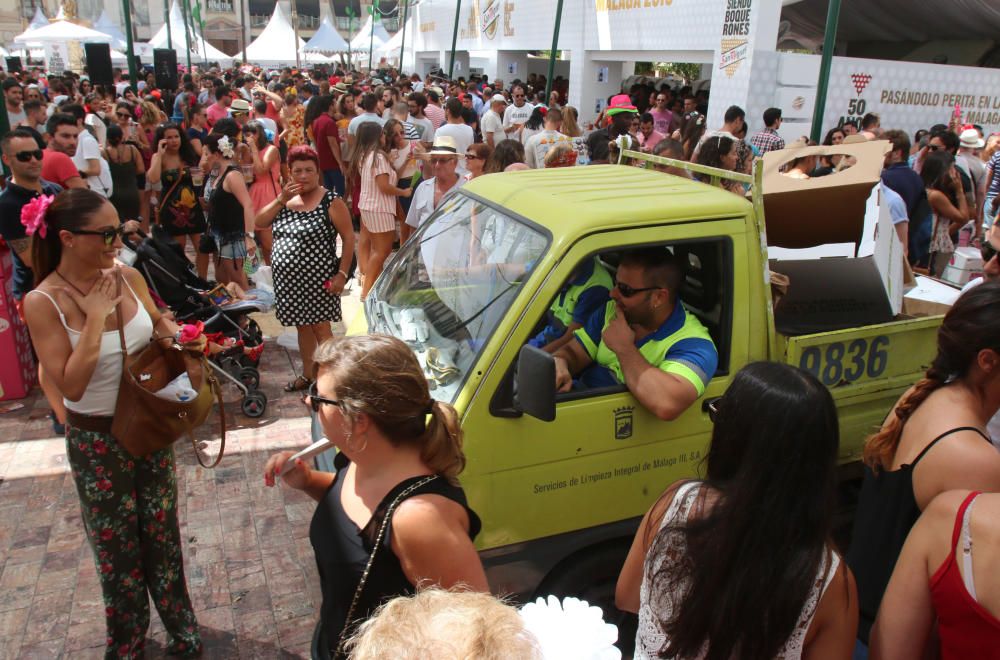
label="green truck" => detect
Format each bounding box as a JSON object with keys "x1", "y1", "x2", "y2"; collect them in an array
[{"x1": 337, "y1": 147, "x2": 945, "y2": 642}]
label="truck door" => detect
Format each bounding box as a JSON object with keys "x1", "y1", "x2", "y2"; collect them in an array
[{"x1": 462, "y1": 219, "x2": 754, "y2": 553}]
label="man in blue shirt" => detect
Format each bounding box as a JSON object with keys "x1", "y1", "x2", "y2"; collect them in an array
[
  {"x1": 881, "y1": 129, "x2": 929, "y2": 263},
  {"x1": 553, "y1": 247, "x2": 718, "y2": 421}
]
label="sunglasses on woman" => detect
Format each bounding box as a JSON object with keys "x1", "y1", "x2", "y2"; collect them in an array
[
  {"x1": 465, "y1": 153, "x2": 482, "y2": 160},
  {"x1": 707, "y1": 398, "x2": 722, "y2": 423},
  {"x1": 614, "y1": 280, "x2": 662, "y2": 298},
  {"x1": 304, "y1": 382, "x2": 341, "y2": 413},
  {"x1": 13, "y1": 149, "x2": 43, "y2": 163},
  {"x1": 68, "y1": 225, "x2": 126, "y2": 246},
  {"x1": 117, "y1": 112, "x2": 131, "y2": 119}
]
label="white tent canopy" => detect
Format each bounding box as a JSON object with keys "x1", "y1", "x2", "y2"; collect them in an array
[
  {"x1": 237, "y1": 3, "x2": 331, "y2": 65},
  {"x1": 376, "y1": 20, "x2": 408, "y2": 58},
  {"x1": 349, "y1": 15, "x2": 391, "y2": 52},
  {"x1": 149, "y1": 0, "x2": 233, "y2": 65},
  {"x1": 303, "y1": 16, "x2": 349, "y2": 55},
  {"x1": 93, "y1": 10, "x2": 129, "y2": 51},
  {"x1": 28, "y1": 6, "x2": 49, "y2": 30},
  {"x1": 13, "y1": 19, "x2": 113, "y2": 46}
]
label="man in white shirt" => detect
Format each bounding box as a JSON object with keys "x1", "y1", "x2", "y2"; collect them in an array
[
  {"x1": 481, "y1": 94, "x2": 507, "y2": 148},
  {"x1": 3, "y1": 80, "x2": 26, "y2": 127},
  {"x1": 403, "y1": 136, "x2": 465, "y2": 242},
  {"x1": 65, "y1": 104, "x2": 113, "y2": 198},
  {"x1": 433, "y1": 98, "x2": 475, "y2": 176},
  {"x1": 503, "y1": 83, "x2": 533, "y2": 141},
  {"x1": 523, "y1": 107, "x2": 571, "y2": 169},
  {"x1": 958, "y1": 128, "x2": 987, "y2": 231}
]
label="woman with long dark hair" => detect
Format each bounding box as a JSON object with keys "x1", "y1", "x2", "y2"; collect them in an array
[
  {"x1": 102, "y1": 124, "x2": 144, "y2": 228},
  {"x1": 695, "y1": 134, "x2": 744, "y2": 195},
  {"x1": 520, "y1": 106, "x2": 547, "y2": 145},
  {"x1": 22, "y1": 189, "x2": 204, "y2": 657},
  {"x1": 922, "y1": 150, "x2": 970, "y2": 276},
  {"x1": 147, "y1": 122, "x2": 209, "y2": 278},
  {"x1": 847, "y1": 280, "x2": 1000, "y2": 649},
  {"x1": 483, "y1": 139, "x2": 526, "y2": 174},
  {"x1": 244, "y1": 119, "x2": 281, "y2": 265},
  {"x1": 617, "y1": 362, "x2": 858, "y2": 659},
  {"x1": 263, "y1": 335, "x2": 487, "y2": 659}
]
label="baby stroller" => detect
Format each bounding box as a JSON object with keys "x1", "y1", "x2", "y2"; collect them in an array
[{"x1": 121, "y1": 227, "x2": 271, "y2": 418}]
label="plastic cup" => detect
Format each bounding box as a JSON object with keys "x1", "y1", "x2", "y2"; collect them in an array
[
  {"x1": 190, "y1": 167, "x2": 204, "y2": 187},
  {"x1": 242, "y1": 165, "x2": 254, "y2": 185}
]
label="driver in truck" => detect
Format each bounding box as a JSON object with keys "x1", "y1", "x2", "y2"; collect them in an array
[{"x1": 552, "y1": 247, "x2": 718, "y2": 421}]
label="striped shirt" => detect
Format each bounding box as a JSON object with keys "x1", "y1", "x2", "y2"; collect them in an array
[{"x1": 359, "y1": 151, "x2": 398, "y2": 214}]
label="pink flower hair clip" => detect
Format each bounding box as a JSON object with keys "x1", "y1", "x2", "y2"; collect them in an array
[{"x1": 20, "y1": 194, "x2": 54, "y2": 239}]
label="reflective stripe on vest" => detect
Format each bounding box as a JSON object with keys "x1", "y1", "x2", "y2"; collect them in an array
[
  {"x1": 576, "y1": 300, "x2": 714, "y2": 393},
  {"x1": 549, "y1": 258, "x2": 613, "y2": 328}
]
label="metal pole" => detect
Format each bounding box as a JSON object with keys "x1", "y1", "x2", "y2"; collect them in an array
[
  {"x1": 198, "y1": 0, "x2": 209, "y2": 66},
  {"x1": 291, "y1": 0, "x2": 301, "y2": 69},
  {"x1": 398, "y1": 0, "x2": 409, "y2": 70},
  {"x1": 239, "y1": 0, "x2": 248, "y2": 64},
  {"x1": 448, "y1": 0, "x2": 461, "y2": 80},
  {"x1": 544, "y1": 0, "x2": 564, "y2": 101},
  {"x1": 810, "y1": 0, "x2": 841, "y2": 143},
  {"x1": 165, "y1": 0, "x2": 174, "y2": 49},
  {"x1": 181, "y1": 0, "x2": 193, "y2": 72},
  {"x1": 369, "y1": 15, "x2": 375, "y2": 72},
  {"x1": 347, "y1": 16, "x2": 352, "y2": 68},
  {"x1": 122, "y1": 0, "x2": 139, "y2": 93}
]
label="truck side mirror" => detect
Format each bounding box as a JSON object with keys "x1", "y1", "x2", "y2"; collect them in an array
[{"x1": 515, "y1": 345, "x2": 556, "y2": 422}]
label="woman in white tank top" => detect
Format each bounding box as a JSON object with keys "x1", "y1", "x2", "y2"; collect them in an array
[
  {"x1": 22, "y1": 189, "x2": 205, "y2": 658},
  {"x1": 615, "y1": 362, "x2": 859, "y2": 659}
]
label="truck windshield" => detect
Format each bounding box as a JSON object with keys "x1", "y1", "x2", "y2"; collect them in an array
[{"x1": 365, "y1": 192, "x2": 549, "y2": 404}]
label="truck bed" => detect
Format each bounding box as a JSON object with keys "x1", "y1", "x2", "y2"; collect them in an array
[{"x1": 777, "y1": 313, "x2": 944, "y2": 462}]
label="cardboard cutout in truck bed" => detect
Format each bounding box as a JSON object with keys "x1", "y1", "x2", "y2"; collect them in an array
[{"x1": 762, "y1": 140, "x2": 907, "y2": 335}]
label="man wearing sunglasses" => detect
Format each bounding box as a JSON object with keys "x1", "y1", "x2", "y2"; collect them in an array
[
  {"x1": 0, "y1": 129, "x2": 67, "y2": 434},
  {"x1": 552, "y1": 247, "x2": 718, "y2": 422}
]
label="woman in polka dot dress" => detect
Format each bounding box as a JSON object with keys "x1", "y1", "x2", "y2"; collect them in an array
[{"x1": 255, "y1": 146, "x2": 356, "y2": 391}]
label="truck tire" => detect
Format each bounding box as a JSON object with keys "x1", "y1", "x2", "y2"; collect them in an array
[{"x1": 533, "y1": 540, "x2": 638, "y2": 658}]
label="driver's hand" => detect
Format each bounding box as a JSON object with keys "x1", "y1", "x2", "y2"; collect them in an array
[{"x1": 554, "y1": 356, "x2": 573, "y2": 393}]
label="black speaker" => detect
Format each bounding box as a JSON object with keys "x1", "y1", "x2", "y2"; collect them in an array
[
  {"x1": 153, "y1": 49, "x2": 178, "y2": 90},
  {"x1": 5, "y1": 57, "x2": 22, "y2": 74},
  {"x1": 84, "y1": 43, "x2": 114, "y2": 85}
]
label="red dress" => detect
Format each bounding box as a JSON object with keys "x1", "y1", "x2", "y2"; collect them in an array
[{"x1": 929, "y1": 491, "x2": 1000, "y2": 659}]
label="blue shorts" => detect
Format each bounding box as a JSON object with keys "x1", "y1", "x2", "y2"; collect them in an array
[
  {"x1": 214, "y1": 231, "x2": 248, "y2": 260},
  {"x1": 322, "y1": 169, "x2": 345, "y2": 197}
]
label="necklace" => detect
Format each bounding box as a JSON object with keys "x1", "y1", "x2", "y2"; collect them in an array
[{"x1": 56, "y1": 270, "x2": 95, "y2": 297}]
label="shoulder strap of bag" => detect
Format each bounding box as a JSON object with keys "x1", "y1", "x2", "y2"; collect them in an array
[
  {"x1": 157, "y1": 165, "x2": 186, "y2": 216},
  {"x1": 192, "y1": 367, "x2": 226, "y2": 469},
  {"x1": 333, "y1": 474, "x2": 439, "y2": 658}
]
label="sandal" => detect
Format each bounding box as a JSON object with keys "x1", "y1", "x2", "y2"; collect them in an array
[{"x1": 284, "y1": 376, "x2": 312, "y2": 392}]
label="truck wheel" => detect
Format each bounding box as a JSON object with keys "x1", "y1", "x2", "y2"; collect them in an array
[{"x1": 533, "y1": 541, "x2": 638, "y2": 658}]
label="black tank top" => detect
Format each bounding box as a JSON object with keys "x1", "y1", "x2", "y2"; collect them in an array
[
  {"x1": 308, "y1": 451, "x2": 481, "y2": 659},
  {"x1": 847, "y1": 426, "x2": 991, "y2": 643},
  {"x1": 208, "y1": 166, "x2": 245, "y2": 235}
]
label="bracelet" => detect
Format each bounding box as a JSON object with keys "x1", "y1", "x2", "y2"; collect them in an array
[{"x1": 336, "y1": 270, "x2": 348, "y2": 280}]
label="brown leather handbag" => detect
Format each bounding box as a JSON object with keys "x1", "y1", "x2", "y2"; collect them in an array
[{"x1": 111, "y1": 276, "x2": 226, "y2": 468}]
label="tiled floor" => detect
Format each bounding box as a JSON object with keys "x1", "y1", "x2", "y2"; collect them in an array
[{"x1": 0, "y1": 291, "x2": 360, "y2": 659}]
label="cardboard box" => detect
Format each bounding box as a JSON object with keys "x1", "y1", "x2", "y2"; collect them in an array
[
  {"x1": 950, "y1": 247, "x2": 983, "y2": 271},
  {"x1": 0, "y1": 249, "x2": 37, "y2": 401},
  {"x1": 941, "y1": 264, "x2": 983, "y2": 287},
  {"x1": 902, "y1": 275, "x2": 961, "y2": 317},
  {"x1": 763, "y1": 141, "x2": 906, "y2": 335}
]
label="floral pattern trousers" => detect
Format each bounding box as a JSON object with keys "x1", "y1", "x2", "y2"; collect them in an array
[{"x1": 66, "y1": 424, "x2": 201, "y2": 659}]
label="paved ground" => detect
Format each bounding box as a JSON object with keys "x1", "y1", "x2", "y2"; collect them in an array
[{"x1": 0, "y1": 285, "x2": 362, "y2": 659}]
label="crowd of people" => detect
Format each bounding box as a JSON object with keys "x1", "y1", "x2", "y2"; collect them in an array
[{"x1": 3, "y1": 58, "x2": 1000, "y2": 660}]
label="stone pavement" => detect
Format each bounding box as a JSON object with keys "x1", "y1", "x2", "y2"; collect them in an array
[{"x1": 0, "y1": 287, "x2": 362, "y2": 659}]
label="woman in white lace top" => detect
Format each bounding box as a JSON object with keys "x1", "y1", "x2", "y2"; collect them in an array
[{"x1": 616, "y1": 362, "x2": 858, "y2": 659}]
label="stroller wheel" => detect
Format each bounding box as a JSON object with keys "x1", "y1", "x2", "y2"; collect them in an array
[
  {"x1": 238, "y1": 366, "x2": 260, "y2": 390},
  {"x1": 241, "y1": 391, "x2": 268, "y2": 418}
]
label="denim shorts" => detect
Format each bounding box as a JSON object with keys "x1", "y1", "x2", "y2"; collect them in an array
[{"x1": 214, "y1": 231, "x2": 248, "y2": 260}]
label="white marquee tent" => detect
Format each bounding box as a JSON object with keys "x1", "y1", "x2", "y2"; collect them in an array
[
  {"x1": 238, "y1": 3, "x2": 332, "y2": 65},
  {"x1": 149, "y1": 0, "x2": 233, "y2": 66},
  {"x1": 13, "y1": 19, "x2": 113, "y2": 46},
  {"x1": 303, "y1": 16, "x2": 349, "y2": 55},
  {"x1": 376, "y1": 19, "x2": 409, "y2": 60},
  {"x1": 349, "y1": 15, "x2": 392, "y2": 52},
  {"x1": 93, "y1": 10, "x2": 129, "y2": 51}
]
